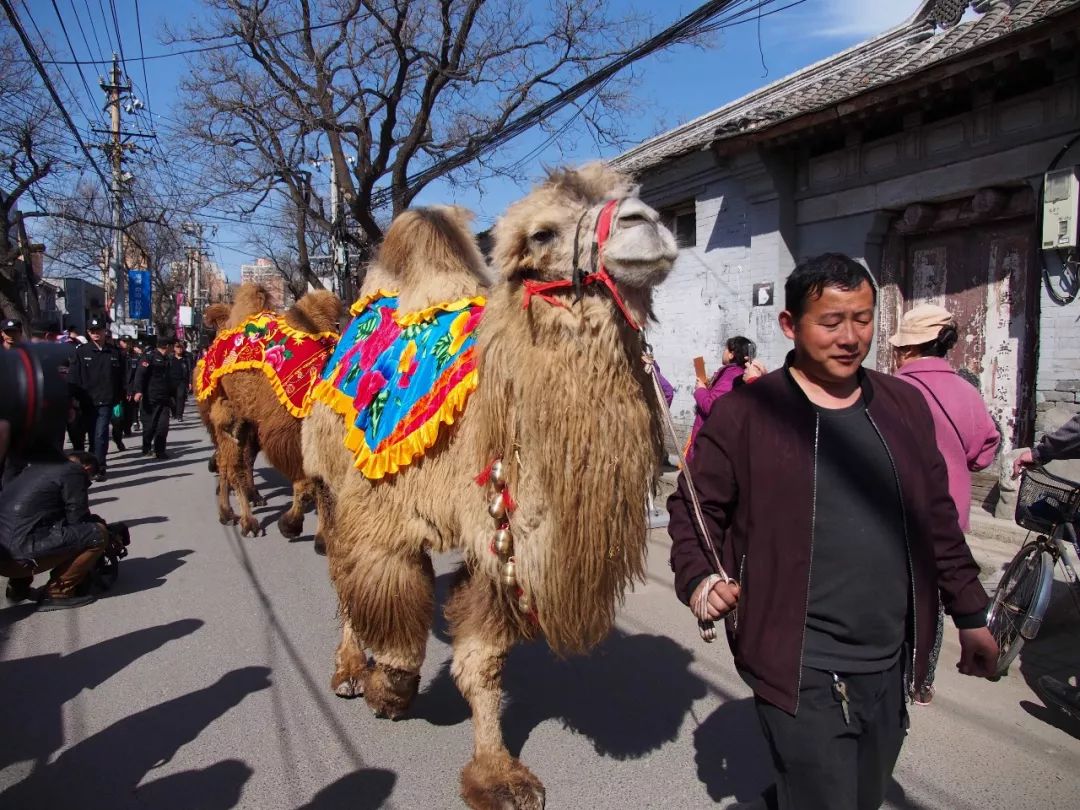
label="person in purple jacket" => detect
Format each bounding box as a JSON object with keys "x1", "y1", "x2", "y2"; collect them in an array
[
  {"x1": 890, "y1": 304, "x2": 1001, "y2": 534},
  {"x1": 890, "y1": 303, "x2": 1000, "y2": 705},
  {"x1": 686, "y1": 336, "x2": 757, "y2": 460}
]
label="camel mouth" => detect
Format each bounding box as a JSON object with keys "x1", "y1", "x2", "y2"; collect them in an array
[{"x1": 603, "y1": 252, "x2": 676, "y2": 289}]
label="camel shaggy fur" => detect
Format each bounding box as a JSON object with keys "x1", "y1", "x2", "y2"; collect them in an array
[
  {"x1": 301, "y1": 166, "x2": 676, "y2": 808},
  {"x1": 207, "y1": 283, "x2": 343, "y2": 541}
]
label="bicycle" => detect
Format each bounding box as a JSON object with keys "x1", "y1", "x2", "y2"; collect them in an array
[{"x1": 986, "y1": 466, "x2": 1080, "y2": 676}]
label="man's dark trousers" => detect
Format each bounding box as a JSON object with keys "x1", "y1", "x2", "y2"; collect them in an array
[
  {"x1": 88, "y1": 404, "x2": 112, "y2": 470},
  {"x1": 755, "y1": 656, "x2": 908, "y2": 810},
  {"x1": 141, "y1": 402, "x2": 171, "y2": 456},
  {"x1": 173, "y1": 384, "x2": 188, "y2": 420}
]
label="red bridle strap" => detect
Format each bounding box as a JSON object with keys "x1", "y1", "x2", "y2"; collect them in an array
[{"x1": 521, "y1": 199, "x2": 640, "y2": 331}]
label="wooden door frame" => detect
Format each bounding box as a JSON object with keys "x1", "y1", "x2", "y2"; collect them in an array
[{"x1": 876, "y1": 186, "x2": 1038, "y2": 446}]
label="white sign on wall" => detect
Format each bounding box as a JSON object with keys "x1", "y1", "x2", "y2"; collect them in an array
[{"x1": 179, "y1": 305, "x2": 194, "y2": 327}]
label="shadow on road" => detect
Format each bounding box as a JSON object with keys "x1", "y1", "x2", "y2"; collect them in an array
[
  {"x1": 1017, "y1": 578, "x2": 1080, "y2": 739},
  {"x1": 0, "y1": 665, "x2": 271, "y2": 810},
  {"x1": 123, "y1": 515, "x2": 170, "y2": 528},
  {"x1": 693, "y1": 697, "x2": 773, "y2": 804},
  {"x1": 110, "y1": 549, "x2": 194, "y2": 596},
  {"x1": 0, "y1": 618, "x2": 204, "y2": 773},
  {"x1": 417, "y1": 629, "x2": 709, "y2": 761},
  {"x1": 295, "y1": 768, "x2": 397, "y2": 810},
  {"x1": 91, "y1": 472, "x2": 193, "y2": 493}
]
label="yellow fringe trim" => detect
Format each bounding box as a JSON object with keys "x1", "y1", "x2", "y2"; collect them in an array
[
  {"x1": 213, "y1": 311, "x2": 338, "y2": 345},
  {"x1": 197, "y1": 358, "x2": 322, "y2": 419},
  {"x1": 310, "y1": 369, "x2": 478, "y2": 480},
  {"x1": 346, "y1": 291, "x2": 487, "y2": 326}
]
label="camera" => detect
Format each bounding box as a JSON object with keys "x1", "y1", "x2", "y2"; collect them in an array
[{"x1": 0, "y1": 344, "x2": 74, "y2": 458}]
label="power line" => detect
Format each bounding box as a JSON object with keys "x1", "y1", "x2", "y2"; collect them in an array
[
  {"x1": 106, "y1": 0, "x2": 128, "y2": 74},
  {"x1": 39, "y1": 13, "x2": 359, "y2": 65},
  {"x1": 47, "y1": 0, "x2": 100, "y2": 114},
  {"x1": 95, "y1": 0, "x2": 117, "y2": 54},
  {"x1": 77, "y1": 0, "x2": 109, "y2": 62},
  {"x1": 367, "y1": 0, "x2": 792, "y2": 209},
  {"x1": 1, "y1": 0, "x2": 110, "y2": 190},
  {"x1": 133, "y1": 0, "x2": 153, "y2": 127}
]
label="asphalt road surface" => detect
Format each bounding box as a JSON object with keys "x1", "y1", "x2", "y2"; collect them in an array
[{"x1": 2, "y1": 415, "x2": 1079, "y2": 809}]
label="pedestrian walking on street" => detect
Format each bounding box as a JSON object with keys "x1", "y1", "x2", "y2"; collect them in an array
[
  {"x1": 134, "y1": 335, "x2": 177, "y2": 460},
  {"x1": 890, "y1": 303, "x2": 1001, "y2": 705},
  {"x1": 67, "y1": 317, "x2": 124, "y2": 481},
  {"x1": 171, "y1": 339, "x2": 194, "y2": 421},
  {"x1": 668, "y1": 253, "x2": 999, "y2": 810}
]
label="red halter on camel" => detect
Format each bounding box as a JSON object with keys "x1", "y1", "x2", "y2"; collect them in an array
[{"x1": 520, "y1": 199, "x2": 641, "y2": 331}]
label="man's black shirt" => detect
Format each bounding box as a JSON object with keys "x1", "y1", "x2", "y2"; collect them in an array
[
  {"x1": 68, "y1": 341, "x2": 123, "y2": 406},
  {"x1": 134, "y1": 350, "x2": 176, "y2": 406},
  {"x1": 0, "y1": 459, "x2": 90, "y2": 558},
  {"x1": 803, "y1": 400, "x2": 910, "y2": 673}
]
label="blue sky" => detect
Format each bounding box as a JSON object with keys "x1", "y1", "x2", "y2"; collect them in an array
[{"x1": 25, "y1": 0, "x2": 918, "y2": 279}]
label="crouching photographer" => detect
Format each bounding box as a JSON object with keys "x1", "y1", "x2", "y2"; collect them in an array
[
  {"x1": 1, "y1": 344, "x2": 129, "y2": 609},
  {"x1": 0, "y1": 451, "x2": 128, "y2": 610}
]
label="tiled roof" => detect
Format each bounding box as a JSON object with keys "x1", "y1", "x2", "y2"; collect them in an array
[{"x1": 614, "y1": 0, "x2": 1080, "y2": 173}]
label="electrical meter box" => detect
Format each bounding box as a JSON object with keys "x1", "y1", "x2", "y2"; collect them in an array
[{"x1": 1043, "y1": 166, "x2": 1080, "y2": 250}]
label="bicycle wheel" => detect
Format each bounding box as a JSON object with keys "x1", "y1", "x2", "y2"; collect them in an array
[{"x1": 987, "y1": 542, "x2": 1054, "y2": 675}]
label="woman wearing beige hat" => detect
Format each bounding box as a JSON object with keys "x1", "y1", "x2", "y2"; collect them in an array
[{"x1": 890, "y1": 302, "x2": 1000, "y2": 703}]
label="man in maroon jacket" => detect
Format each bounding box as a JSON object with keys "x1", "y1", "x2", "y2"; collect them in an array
[{"x1": 668, "y1": 253, "x2": 998, "y2": 810}]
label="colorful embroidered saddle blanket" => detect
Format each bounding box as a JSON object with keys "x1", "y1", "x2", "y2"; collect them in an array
[
  {"x1": 313, "y1": 291, "x2": 485, "y2": 479},
  {"x1": 194, "y1": 312, "x2": 338, "y2": 418}
]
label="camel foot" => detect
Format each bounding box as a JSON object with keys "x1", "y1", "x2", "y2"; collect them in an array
[
  {"x1": 218, "y1": 510, "x2": 239, "y2": 526},
  {"x1": 277, "y1": 512, "x2": 303, "y2": 539},
  {"x1": 331, "y1": 663, "x2": 367, "y2": 698},
  {"x1": 363, "y1": 663, "x2": 420, "y2": 720},
  {"x1": 313, "y1": 533, "x2": 327, "y2": 556},
  {"x1": 249, "y1": 491, "x2": 267, "y2": 507},
  {"x1": 239, "y1": 516, "x2": 263, "y2": 537},
  {"x1": 461, "y1": 753, "x2": 545, "y2": 810}
]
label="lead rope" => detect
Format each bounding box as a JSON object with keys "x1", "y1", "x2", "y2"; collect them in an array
[{"x1": 643, "y1": 343, "x2": 732, "y2": 642}]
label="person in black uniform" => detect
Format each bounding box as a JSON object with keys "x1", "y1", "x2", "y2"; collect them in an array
[
  {"x1": 171, "y1": 339, "x2": 194, "y2": 421},
  {"x1": 67, "y1": 317, "x2": 123, "y2": 481},
  {"x1": 133, "y1": 334, "x2": 176, "y2": 459}
]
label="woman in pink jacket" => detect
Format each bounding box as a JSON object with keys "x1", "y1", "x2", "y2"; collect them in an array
[
  {"x1": 890, "y1": 303, "x2": 1000, "y2": 704},
  {"x1": 687, "y1": 336, "x2": 757, "y2": 461}
]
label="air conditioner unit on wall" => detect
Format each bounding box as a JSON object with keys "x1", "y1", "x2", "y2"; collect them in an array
[{"x1": 1043, "y1": 166, "x2": 1080, "y2": 250}]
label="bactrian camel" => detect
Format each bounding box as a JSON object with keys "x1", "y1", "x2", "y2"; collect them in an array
[
  {"x1": 205, "y1": 284, "x2": 342, "y2": 542},
  {"x1": 302, "y1": 165, "x2": 677, "y2": 808}
]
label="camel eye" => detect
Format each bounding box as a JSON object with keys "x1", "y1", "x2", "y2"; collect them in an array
[{"x1": 529, "y1": 229, "x2": 555, "y2": 245}]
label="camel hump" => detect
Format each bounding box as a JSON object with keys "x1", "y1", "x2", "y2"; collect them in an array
[
  {"x1": 287, "y1": 290, "x2": 344, "y2": 336},
  {"x1": 362, "y1": 206, "x2": 490, "y2": 311}
]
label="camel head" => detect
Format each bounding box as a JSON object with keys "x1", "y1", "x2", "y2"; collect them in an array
[
  {"x1": 288, "y1": 289, "x2": 345, "y2": 335},
  {"x1": 229, "y1": 283, "x2": 274, "y2": 327},
  {"x1": 202, "y1": 303, "x2": 232, "y2": 332},
  {"x1": 491, "y1": 162, "x2": 676, "y2": 326}
]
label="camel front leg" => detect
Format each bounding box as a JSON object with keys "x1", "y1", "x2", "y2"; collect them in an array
[
  {"x1": 333, "y1": 542, "x2": 435, "y2": 718},
  {"x1": 331, "y1": 620, "x2": 369, "y2": 698},
  {"x1": 447, "y1": 570, "x2": 544, "y2": 810},
  {"x1": 277, "y1": 478, "x2": 313, "y2": 538}
]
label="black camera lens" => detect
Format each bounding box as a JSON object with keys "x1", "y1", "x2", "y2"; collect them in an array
[{"x1": 0, "y1": 344, "x2": 74, "y2": 456}]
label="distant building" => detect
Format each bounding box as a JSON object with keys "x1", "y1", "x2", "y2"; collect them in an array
[
  {"x1": 240, "y1": 257, "x2": 288, "y2": 308},
  {"x1": 40, "y1": 276, "x2": 107, "y2": 333}
]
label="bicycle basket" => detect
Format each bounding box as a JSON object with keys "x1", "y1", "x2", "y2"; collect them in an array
[{"x1": 1014, "y1": 467, "x2": 1080, "y2": 533}]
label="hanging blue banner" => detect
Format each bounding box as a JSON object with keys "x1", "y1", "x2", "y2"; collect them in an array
[{"x1": 128, "y1": 269, "x2": 151, "y2": 319}]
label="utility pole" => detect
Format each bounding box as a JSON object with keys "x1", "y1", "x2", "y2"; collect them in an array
[{"x1": 96, "y1": 55, "x2": 148, "y2": 331}]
